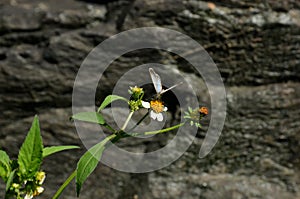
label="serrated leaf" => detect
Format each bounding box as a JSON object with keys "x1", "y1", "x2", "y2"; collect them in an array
[
  {"x1": 43, "y1": 146, "x2": 80, "y2": 158},
  {"x1": 0, "y1": 150, "x2": 11, "y2": 182},
  {"x1": 72, "y1": 112, "x2": 105, "y2": 125},
  {"x1": 97, "y1": 95, "x2": 127, "y2": 112},
  {"x1": 76, "y1": 134, "x2": 117, "y2": 196},
  {"x1": 18, "y1": 115, "x2": 43, "y2": 178},
  {"x1": 6, "y1": 169, "x2": 16, "y2": 192}
]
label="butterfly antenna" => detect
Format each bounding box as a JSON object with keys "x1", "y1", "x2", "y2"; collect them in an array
[{"x1": 161, "y1": 82, "x2": 183, "y2": 94}]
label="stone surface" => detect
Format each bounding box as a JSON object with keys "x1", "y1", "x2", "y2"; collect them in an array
[{"x1": 0, "y1": 0, "x2": 299, "y2": 198}]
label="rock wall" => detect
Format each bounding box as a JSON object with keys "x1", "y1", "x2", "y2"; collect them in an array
[{"x1": 0, "y1": 0, "x2": 299, "y2": 198}]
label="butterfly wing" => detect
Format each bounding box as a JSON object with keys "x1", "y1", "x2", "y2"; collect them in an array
[{"x1": 149, "y1": 68, "x2": 162, "y2": 93}]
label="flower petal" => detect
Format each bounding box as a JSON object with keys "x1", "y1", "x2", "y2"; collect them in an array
[
  {"x1": 156, "y1": 113, "x2": 163, "y2": 121},
  {"x1": 163, "y1": 106, "x2": 168, "y2": 112},
  {"x1": 36, "y1": 186, "x2": 44, "y2": 194},
  {"x1": 24, "y1": 194, "x2": 33, "y2": 199},
  {"x1": 142, "y1": 101, "x2": 150, "y2": 108},
  {"x1": 150, "y1": 110, "x2": 157, "y2": 120}
]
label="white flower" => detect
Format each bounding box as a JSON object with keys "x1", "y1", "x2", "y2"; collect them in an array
[
  {"x1": 142, "y1": 100, "x2": 167, "y2": 122},
  {"x1": 150, "y1": 109, "x2": 166, "y2": 121},
  {"x1": 36, "y1": 186, "x2": 44, "y2": 194},
  {"x1": 32, "y1": 186, "x2": 44, "y2": 197},
  {"x1": 141, "y1": 101, "x2": 150, "y2": 109},
  {"x1": 23, "y1": 184, "x2": 45, "y2": 199},
  {"x1": 24, "y1": 194, "x2": 33, "y2": 199}
]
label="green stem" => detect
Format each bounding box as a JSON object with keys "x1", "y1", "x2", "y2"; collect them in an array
[
  {"x1": 52, "y1": 170, "x2": 76, "y2": 199},
  {"x1": 128, "y1": 111, "x2": 149, "y2": 132},
  {"x1": 125, "y1": 122, "x2": 185, "y2": 137},
  {"x1": 53, "y1": 119, "x2": 183, "y2": 198},
  {"x1": 145, "y1": 122, "x2": 185, "y2": 135},
  {"x1": 121, "y1": 111, "x2": 134, "y2": 131},
  {"x1": 103, "y1": 123, "x2": 116, "y2": 133}
]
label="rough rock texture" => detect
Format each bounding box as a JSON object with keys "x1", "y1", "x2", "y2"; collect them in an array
[{"x1": 0, "y1": 0, "x2": 299, "y2": 199}]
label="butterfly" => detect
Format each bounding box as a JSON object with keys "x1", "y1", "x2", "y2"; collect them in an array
[{"x1": 149, "y1": 68, "x2": 182, "y2": 99}]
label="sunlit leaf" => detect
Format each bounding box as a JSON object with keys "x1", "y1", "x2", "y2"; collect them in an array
[
  {"x1": 72, "y1": 112, "x2": 105, "y2": 125},
  {"x1": 97, "y1": 95, "x2": 127, "y2": 112},
  {"x1": 43, "y1": 146, "x2": 80, "y2": 158},
  {"x1": 0, "y1": 150, "x2": 10, "y2": 182},
  {"x1": 6, "y1": 169, "x2": 16, "y2": 191},
  {"x1": 18, "y1": 115, "x2": 43, "y2": 178},
  {"x1": 76, "y1": 134, "x2": 117, "y2": 196}
]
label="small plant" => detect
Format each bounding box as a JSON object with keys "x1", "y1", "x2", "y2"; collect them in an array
[
  {"x1": 54, "y1": 68, "x2": 208, "y2": 198},
  {"x1": 1, "y1": 68, "x2": 208, "y2": 199},
  {"x1": 0, "y1": 116, "x2": 79, "y2": 199}
]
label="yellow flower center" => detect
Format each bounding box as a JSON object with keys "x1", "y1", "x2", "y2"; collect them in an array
[{"x1": 150, "y1": 100, "x2": 164, "y2": 113}]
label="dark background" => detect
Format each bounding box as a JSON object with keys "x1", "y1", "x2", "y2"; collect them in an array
[{"x1": 0, "y1": 0, "x2": 299, "y2": 198}]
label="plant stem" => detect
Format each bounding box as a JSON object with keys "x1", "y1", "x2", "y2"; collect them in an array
[
  {"x1": 52, "y1": 170, "x2": 76, "y2": 199},
  {"x1": 145, "y1": 122, "x2": 185, "y2": 135},
  {"x1": 128, "y1": 111, "x2": 149, "y2": 132},
  {"x1": 125, "y1": 122, "x2": 185, "y2": 137},
  {"x1": 121, "y1": 111, "x2": 134, "y2": 131},
  {"x1": 103, "y1": 123, "x2": 116, "y2": 133},
  {"x1": 53, "y1": 118, "x2": 183, "y2": 198}
]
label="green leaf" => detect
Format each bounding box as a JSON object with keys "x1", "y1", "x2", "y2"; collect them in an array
[
  {"x1": 72, "y1": 112, "x2": 105, "y2": 125},
  {"x1": 97, "y1": 95, "x2": 128, "y2": 112},
  {"x1": 6, "y1": 169, "x2": 16, "y2": 191},
  {"x1": 76, "y1": 134, "x2": 117, "y2": 196},
  {"x1": 43, "y1": 146, "x2": 80, "y2": 158},
  {"x1": 0, "y1": 150, "x2": 11, "y2": 182},
  {"x1": 18, "y1": 115, "x2": 43, "y2": 178}
]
